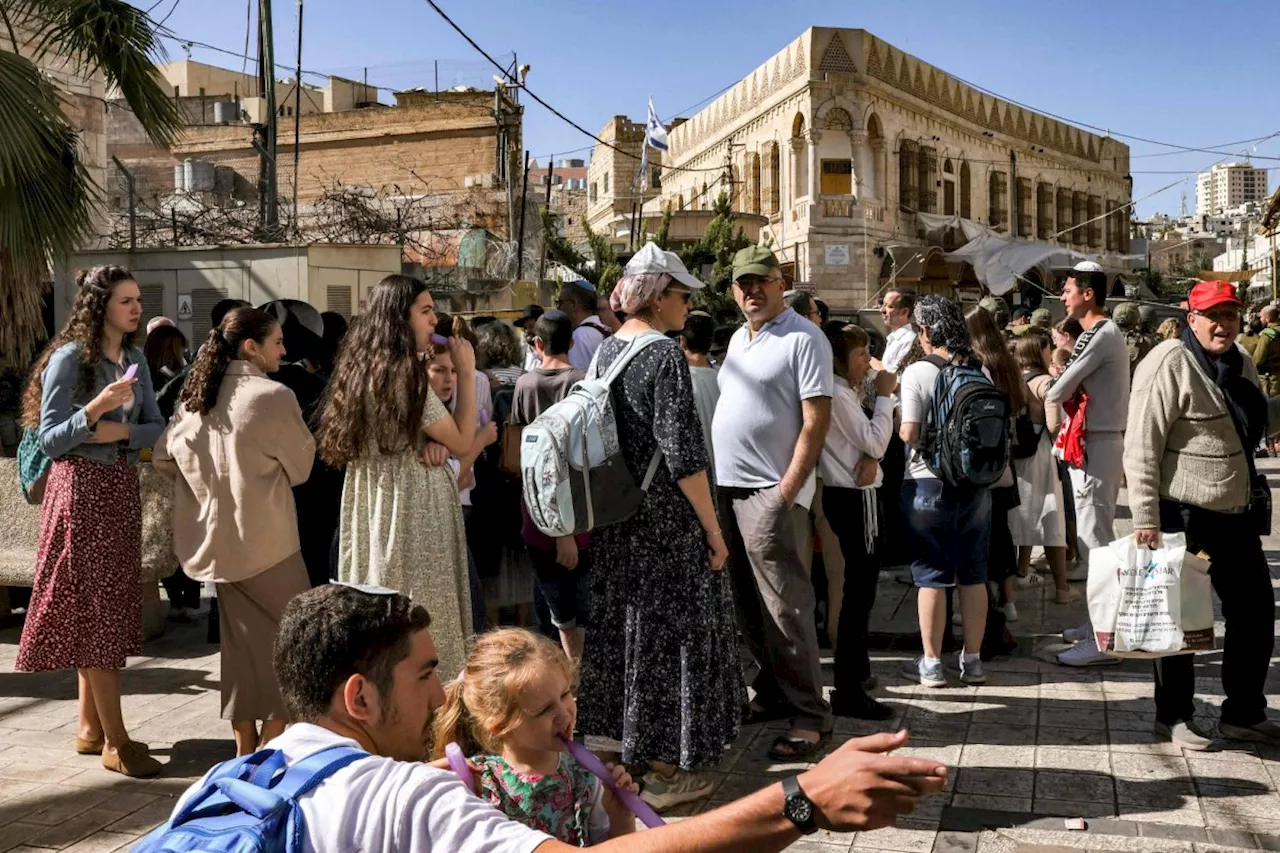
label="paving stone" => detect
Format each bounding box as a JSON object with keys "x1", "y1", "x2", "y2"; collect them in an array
[
  {"x1": 1114, "y1": 777, "x2": 1196, "y2": 808},
  {"x1": 0, "y1": 822, "x2": 47, "y2": 853},
  {"x1": 969, "y1": 723, "x2": 1038, "y2": 746},
  {"x1": 956, "y1": 768, "x2": 1035, "y2": 798},
  {"x1": 1035, "y1": 747, "x2": 1110, "y2": 773},
  {"x1": 1036, "y1": 726, "x2": 1108, "y2": 749},
  {"x1": 1109, "y1": 752, "x2": 1191, "y2": 781},
  {"x1": 1038, "y1": 708, "x2": 1107, "y2": 731},
  {"x1": 948, "y1": 793, "x2": 1032, "y2": 813},
  {"x1": 850, "y1": 821, "x2": 936, "y2": 851},
  {"x1": 61, "y1": 831, "x2": 139, "y2": 853},
  {"x1": 1029, "y1": 798, "x2": 1117, "y2": 818},
  {"x1": 1189, "y1": 757, "x2": 1275, "y2": 791},
  {"x1": 23, "y1": 807, "x2": 123, "y2": 849},
  {"x1": 1136, "y1": 821, "x2": 1209, "y2": 842},
  {"x1": 959, "y1": 744, "x2": 1035, "y2": 769},
  {"x1": 1034, "y1": 770, "x2": 1115, "y2": 803},
  {"x1": 103, "y1": 798, "x2": 174, "y2": 836},
  {"x1": 1206, "y1": 827, "x2": 1261, "y2": 849}
]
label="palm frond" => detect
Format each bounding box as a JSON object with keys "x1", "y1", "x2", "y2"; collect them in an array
[
  {"x1": 17, "y1": 0, "x2": 183, "y2": 145},
  {"x1": 0, "y1": 48, "x2": 96, "y2": 364}
]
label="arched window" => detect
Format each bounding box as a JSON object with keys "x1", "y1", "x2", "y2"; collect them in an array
[
  {"x1": 1037, "y1": 182, "x2": 1052, "y2": 239},
  {"x1": 866, "y1": 114, "x2": 884, "y2": 200},
  {"x1": 765, "y1": 141, "x2": 781, "y2": 214},
  {"x1": 791, "y1": 113, "x2": 808, "y2": 205},
  {"x1": 750, "y1": 152, "x2": 762, "y2": 214},
  {"x1": 916, "y1": 145, "x2": 936, "y2": 213},
  {"x1": 677, "y1": 193, "x2": 684, "y2": 211},
  {"x1": 988, "y1": 171, "x2": 1007, "y2": 230},
  {"x1": 898, "y1": 139, "x2": 918, "y2": 211},
  {"x1": 959, "y1": 161, "x2": 971, "y2": 218}
]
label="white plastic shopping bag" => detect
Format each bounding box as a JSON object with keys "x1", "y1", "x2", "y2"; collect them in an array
[{"x1": 1087, "y1": 532, "x2": 1214, "y2": 659}]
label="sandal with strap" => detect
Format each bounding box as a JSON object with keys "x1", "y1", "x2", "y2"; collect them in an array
[{"x1": 767, "y1": 730, "x2": 831, "y2": 761}]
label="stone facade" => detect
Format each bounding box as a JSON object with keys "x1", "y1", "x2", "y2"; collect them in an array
[
  {"x1": 586, "y1": 117, "x2": 663, "y2": 244},
  {"x1": 655, "y1": 27, "x2": 1133, "y2": 309}
]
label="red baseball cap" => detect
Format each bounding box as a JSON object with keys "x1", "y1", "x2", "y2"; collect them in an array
[{"x1": 1187, "y1": 280, "x2": 1241, "y2": 312}]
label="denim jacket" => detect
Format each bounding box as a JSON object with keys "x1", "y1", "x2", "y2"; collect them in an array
[{"x1": 39, "y1": 342, "x2": 164, "y2": 465}]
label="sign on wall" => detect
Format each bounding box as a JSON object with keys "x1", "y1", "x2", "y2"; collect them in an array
[
  {"x1": 825, "y1": 244, "x2": 851, "y2": 266},
  {"x1": 177, "y1": 294, "x2": 193, "y2": 321}
]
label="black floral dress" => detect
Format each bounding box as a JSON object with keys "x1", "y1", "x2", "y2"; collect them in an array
[{"x1": 577, "y1": 336, "x2": 744, "y2": 770}]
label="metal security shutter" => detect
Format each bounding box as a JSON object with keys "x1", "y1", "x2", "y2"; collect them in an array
[
  {"x1": 191, "y1": 287, "x2": 229, "y2": 344},
  {"x1": 326, "y1": 285, "x2": 353, "y2": 319},
  {"x1": 139, "y1": 284, "x2": 164, "y2": 334}
]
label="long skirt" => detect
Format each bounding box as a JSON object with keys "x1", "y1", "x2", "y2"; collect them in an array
[
  {"x1": 1009, "y1": 434, "x2": 1067, "y2": 548},
  {"x1": 17, "y1": 456, "x2": 142, "y2": 671},
  {"x1": 217, "y1": 552, "x2": 311, "y2": 720}
]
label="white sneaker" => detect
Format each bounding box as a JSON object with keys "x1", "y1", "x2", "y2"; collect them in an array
[
  {"x1": 1056, "y1": 638, "x2": 1120, "y2": 667},
  {"x1": 1002, "y1": 602, "x2": 1019, "y2": 623},
  {"x1": 1155, "y1": 721, "x2": 1214, "y2": 751},
  {"x1": 639, "y1": 769, "x2": 715, "y2": 812}
]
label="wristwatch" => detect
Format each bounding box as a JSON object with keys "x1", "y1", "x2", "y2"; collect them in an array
[{"x1": 782, "y1": 775, "x2": 818, "y2": 835}]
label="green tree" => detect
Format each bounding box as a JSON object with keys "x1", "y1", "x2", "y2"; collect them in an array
[
  {"x1": 652, "y1": 203, "x2": 673, "y2": 251},
  {"x1": 1, "y1": 1, "x2": 182, "y2": 364},
  {"x1": 677, "y1": 192, "x2": 752, "y2": 323},
  {"x1": 582, "y1": 218, "x2": 622, "y2": 295}
]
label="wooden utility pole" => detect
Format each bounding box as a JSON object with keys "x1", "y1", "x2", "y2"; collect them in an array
[
  {"x1": 536, "y1": 157, "x2": 554, "y2": 282},
  {"x1": 257, "y1": 0, "x2": 280, "y2": 236},
  {"x1": 516, "y1": 150, "x2": 531, "y2": 280}
]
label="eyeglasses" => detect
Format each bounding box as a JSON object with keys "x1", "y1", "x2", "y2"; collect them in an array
[
  {"x1": 735, "y1": 276, "x2": 781, "y2": 292},
  {"x1": 666, "y1": 289, "x2": 692, "y2": 304},
  {"x1": 1192, "y1": 308, "x2": 1242, "y2": 325}
]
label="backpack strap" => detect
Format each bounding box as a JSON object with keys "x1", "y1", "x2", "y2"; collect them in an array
[{"x1": 169, "y1": 746, "x2": 366, "y2": 829}]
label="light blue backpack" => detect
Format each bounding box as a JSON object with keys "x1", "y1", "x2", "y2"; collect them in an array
[
  {"x1": 521, "y1": 332, "x2": 665, "y2": 537},
  {"x1": 132, "y1": 745, "x2": 365, "y2": 853}
]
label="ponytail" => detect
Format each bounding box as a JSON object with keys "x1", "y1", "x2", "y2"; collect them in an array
[
  {"x1": 179, "y1": 307, "x2": 279, "y2": 416},
  {"x1": 429, "y1": 677, "x2": 484, "y2": 760}
]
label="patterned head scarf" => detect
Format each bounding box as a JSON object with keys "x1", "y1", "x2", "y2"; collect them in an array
[
  {"x1": 610, "y1": 272, "x2": 673, "y2": 315},
  {"x1": 914, "y1": 294, "x2": 972, "y2": 357}
]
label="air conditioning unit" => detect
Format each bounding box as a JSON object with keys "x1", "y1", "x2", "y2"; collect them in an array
[{"x1": 240, "y1": 97, "x2": 269, "y2": 125}]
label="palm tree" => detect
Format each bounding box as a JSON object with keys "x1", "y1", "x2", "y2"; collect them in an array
[{"x1": 0, "y1": 0, "x2": 182, "y2": 365}]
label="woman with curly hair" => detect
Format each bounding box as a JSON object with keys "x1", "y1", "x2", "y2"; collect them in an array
[
  {"x1": 17, "y1": 265, "x2": 164, "y2": 778},
  {"x1": 154, "y1": 307, "x2": 314, "y2": 756},
  {"x1": 318, "y1": 275, "x2": 478, "y2": 677},
  {"x1": 476, "y1": 320, "x2": 525, "y2": 385}
]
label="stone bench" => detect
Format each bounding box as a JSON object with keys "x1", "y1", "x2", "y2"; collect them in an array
[{"x1": 0, "y1": 456, "x2": 171, "y2": 639}]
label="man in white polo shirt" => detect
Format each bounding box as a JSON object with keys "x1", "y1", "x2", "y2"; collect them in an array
[
  {"x1": 154, "y1": 585, "x2": 948, "y2": 853},
  {"x1": 872, "y1": 288, "x2": 917, "y2": 576},
  {"x1": 714, "y1": 246, "x2": 834, "y2": 761}
]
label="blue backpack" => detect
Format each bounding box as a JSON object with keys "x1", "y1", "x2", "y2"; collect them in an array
[
  {"x1": 920, "y1": 355, "x2": 1010, "y2": 488},
  {"x1": 133, "y1": 746, "x2": 365, "y2": 853}
]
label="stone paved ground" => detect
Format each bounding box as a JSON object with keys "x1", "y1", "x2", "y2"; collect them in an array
[{"x1": 1, "y1": 462, "x2": 1278, "y2": 853}]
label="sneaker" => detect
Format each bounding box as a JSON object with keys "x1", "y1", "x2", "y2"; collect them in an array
[
  {"x1": 1015, "y1": 573, "x2": 1046, "y2": 588},
  {"x1": 1154, "y1": 720, "x2": 1214, "y2": 751},
  {"x1": 1002, "y1": 602, "x2": 1019, "y2": 623},
  {"x1": 639, "y1": 769, "x2": 715, "y2": 812},
  {"x1": 102, "y1": 741, "x2": 162, "y2": 778},
  {"x1": 1219, "y1": 720, "x2": 1280, "y2": 745},
  {"x1": 1054, "y1": 587, "x2": 1083, "y2": 605},
  {"x1": 900, "y1": 657, "x2": 947, "y2": 688},
  {"x1": 1056, "y1": 638, "x2": 1120, "y2": 667},
  {"x1": 947, "y1": 653, "x2": 987, "y2": 685},
  {"x1": 1062, "y1": 623, "x2": 1092, "y2": 644},
  {"x1": 1065, "y1": 563, "x2": 1089, "y2": 582}
]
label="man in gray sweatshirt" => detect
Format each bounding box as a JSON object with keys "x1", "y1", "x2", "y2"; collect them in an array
[{"x1": 1044, "y1": 261, "x2": 1131, "y2": 667}]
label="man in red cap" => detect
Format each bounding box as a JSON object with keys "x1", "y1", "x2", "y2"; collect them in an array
[{"x1": 1123, "y1": 280, "x2": 1279, "y2": 749}]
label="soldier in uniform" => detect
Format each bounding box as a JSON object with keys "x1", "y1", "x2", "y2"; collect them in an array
[
  {"x1": 1239, "y1": 313, "x2": 1265, "y2": 360},
  {"x1": 1030, "y1": 308, "x2": 1053, "y2": 331},
  {"x1": 1138, "y1": 304, "x2": 1158, "y2": 336},
  {"x1": 1113, "y1": 301, "x2": 1155, "y2": 377},
  {"x1": 979, "y1": 295, "x2": 1011, "y2": 338},
  {"x1": 1253, "y1": 305, "x2": 1280, "y2": 455}
]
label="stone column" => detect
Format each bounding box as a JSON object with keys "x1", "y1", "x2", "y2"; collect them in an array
[
  {"x1": 805, "y1": 129, "x2": 822, "y2": 199},
  {"x1": 851, "y1": 130, "x2": 870, "y2": 200}
]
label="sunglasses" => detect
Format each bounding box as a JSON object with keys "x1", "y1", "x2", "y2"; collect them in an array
[{"x1": 666, "y1": 289, "x2": 692, "y2": 304}]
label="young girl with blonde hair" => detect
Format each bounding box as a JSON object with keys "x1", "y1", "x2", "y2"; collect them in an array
[{"x1": 432, "y1": 629, "x2": 638, "y2": 846}]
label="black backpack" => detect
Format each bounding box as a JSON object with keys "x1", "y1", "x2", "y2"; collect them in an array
[
  {"x1": 1008, "y1": 369, "x2": 1048, "y2": 460},
  {"x1": 921, "y1": 355, "x2": 1010, "y2": 488}
]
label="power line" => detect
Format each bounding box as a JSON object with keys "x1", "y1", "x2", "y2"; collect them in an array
[{"x1": 418, "y1": 0, "x2": 724, "y2": 175}]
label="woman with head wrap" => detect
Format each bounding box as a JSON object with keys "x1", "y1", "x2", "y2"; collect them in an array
[
  {"x1": 895, "y1": 295, "x2": 991, "y2": 689},
  {"x1": 576, "y1": 243, "x2": 744, "y2": 813}
]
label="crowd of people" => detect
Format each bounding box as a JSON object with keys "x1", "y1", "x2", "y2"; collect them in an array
[{"x1": 10, "y1": 247, "x2": 1280, "y2": 848}]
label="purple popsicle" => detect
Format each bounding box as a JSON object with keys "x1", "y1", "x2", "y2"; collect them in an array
[
  {"x1": 559, "y1": 735, "x2": 664, "y2": 828},
  {"x1": 444, "y1": 742, "x2": 476, "y2": 793}
]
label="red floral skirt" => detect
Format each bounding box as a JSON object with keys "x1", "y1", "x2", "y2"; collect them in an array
[{"x1": 16, "y1": 456, "x2": 142, "y2": 671}]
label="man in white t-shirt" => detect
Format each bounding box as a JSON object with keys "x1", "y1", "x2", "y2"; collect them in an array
[
  {"x1": 157, "y1": 585, "x2": 947, "y2": 853},
  {"x1": 713, "y1": 246, "x2": 833, "y2": 760},
  {"x1": 1044, "y1": 261, "x2": 1131, "y2": 667},
  {"x1": 872, "y1": 289, "x2": 917, "y2": 575},
  {"x1": 557, "y1": 280, "x2": 614, "y2": 371}
]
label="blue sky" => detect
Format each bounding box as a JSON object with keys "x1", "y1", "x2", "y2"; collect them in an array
[{"x1": 143, "y1": 0, "x2": 1280, "y2": 218}]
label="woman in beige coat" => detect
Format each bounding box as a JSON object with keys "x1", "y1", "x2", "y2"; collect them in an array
[{"x1": 154, "y1": 307, "x2": 314, "y2": 755}]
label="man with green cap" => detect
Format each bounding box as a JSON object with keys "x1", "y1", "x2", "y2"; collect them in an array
[{"x1": 714, "y1": 245, "x2": 834, "y2": 757}]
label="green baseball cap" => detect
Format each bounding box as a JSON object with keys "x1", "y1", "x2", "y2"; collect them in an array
[{"x1": 732, "y1": 246, "x2": 780, "y2": 281}]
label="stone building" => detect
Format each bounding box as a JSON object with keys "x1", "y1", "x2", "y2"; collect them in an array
[
  {"x1": 653, "y1": 27, "x2": 1132, "y2": 308},
  {"x1": 586, "y1": 116, "x2": 665, "y2": 244}
]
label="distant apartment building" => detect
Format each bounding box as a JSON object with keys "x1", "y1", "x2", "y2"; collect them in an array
[{"x1": 1197, "y1": 163, "x2": 1268, "y2": 215}]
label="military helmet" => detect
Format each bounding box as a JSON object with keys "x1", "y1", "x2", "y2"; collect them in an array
[
  {"x1": 1030, "y1": 308, "x2": 1053, "y2": 328},
  {"x1": 978, "y1": 295, "x2": 1010, "y2": 327},
  {"x1": 1113, "y1": 301, "x2": 1142, "y2": 330},
  {"x1": 1138, "y1": 304, "x2": 1157, "y2": 329}
]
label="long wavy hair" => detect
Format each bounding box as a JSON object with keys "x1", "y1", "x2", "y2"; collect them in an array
[
  {"x1": 475, "y1": 320, "x2": 521, "y2": 370},
  {"x1": 318, "y1": 275, "x2": 432, "y2": 467},
  {"x1": 21, "y1": 266, "x2": 137, "y2": 429},
  {"x1": 966, "y1": 306, "x2": 1026, "y2": 412},
  {"x1": 143, "y1": 325, "x2": 188, "y2": 379},
  {"x1": 179, "y1": 308, "x2": 279, "y2": 416}
]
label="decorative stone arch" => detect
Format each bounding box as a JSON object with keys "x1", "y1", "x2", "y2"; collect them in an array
[
  {"x1": 941, "y1": 158, "x2": 957, "y2": 216},
  {"x1": 959, "y1": 160, "x2": 972, "y2": 219},
  {"x1": 863, "y1": 113, "x2": 885, "y2": 201}
]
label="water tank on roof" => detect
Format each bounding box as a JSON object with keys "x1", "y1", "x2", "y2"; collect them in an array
[
  {"x1": 173, "y1": 164, "x2": 185, "y2": 193},
  {"x1": 213, "y1": 101, "x2": 238, "y2": 124}
]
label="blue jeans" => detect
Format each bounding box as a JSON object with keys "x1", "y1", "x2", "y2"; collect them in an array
[{"x1": 901, "y1": 478, "x2": 992, "y2": 588}]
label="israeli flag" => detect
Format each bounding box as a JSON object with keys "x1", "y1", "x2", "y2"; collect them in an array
[{"x1": 645, "y1": 97, "x2": 668, "y2": 152}]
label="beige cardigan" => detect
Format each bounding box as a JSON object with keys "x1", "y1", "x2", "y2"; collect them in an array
[
  {"x1": 154, "y1": 361, "x2": 314, "y2": 583},
  {"x1": 1123, "y1": 339, "x2": 1259, "y2": 529}
]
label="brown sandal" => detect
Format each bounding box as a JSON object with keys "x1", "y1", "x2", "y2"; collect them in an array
[{"x1": 767, "y1": 730, "x2": 831, "y2": 761}]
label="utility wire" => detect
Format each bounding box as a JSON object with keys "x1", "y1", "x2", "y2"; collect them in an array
[{"x1": 418, "y1": 0, "x2": 724, "y2": 175}]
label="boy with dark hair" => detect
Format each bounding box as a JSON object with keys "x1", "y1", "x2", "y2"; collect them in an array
[
  {"x1": 681, "y1": 311, "x2": 719, "y2": 472},
  {"x1": 509, "y1": 310, "x2": 591, "y2": 661}
]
